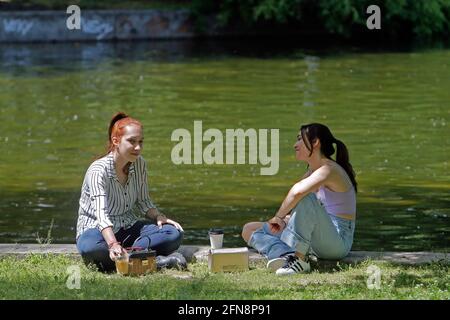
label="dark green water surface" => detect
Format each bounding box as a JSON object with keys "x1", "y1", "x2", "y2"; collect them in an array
[{"x1": 0, "y1": 40, "x2": 448, "y2": 251}]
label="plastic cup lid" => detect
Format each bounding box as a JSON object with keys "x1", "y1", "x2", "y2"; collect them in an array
[{"x1": 208, "y1": 228, "x2": 224, "y2": 235}]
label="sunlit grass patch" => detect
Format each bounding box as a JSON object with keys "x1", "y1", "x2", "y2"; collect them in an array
[{"x1": 0, "y1": 254, "x2": 448, "y2": 299}]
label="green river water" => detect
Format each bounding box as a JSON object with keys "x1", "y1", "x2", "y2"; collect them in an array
[{"x1": 0, "y1": 39, "x2": 448, "y2": 251}]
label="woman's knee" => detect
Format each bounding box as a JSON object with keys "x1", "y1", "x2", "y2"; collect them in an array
[
  {"x1": 290, "y1": 193, "x2": 321, "y2": 223},
  {"x1": 77, "y1": 229, "x2": 107, "y2": 256},
  {"x1": 241, "y1": 222, "x2": 264, "y2": 243},
  {"x1": 296, "y1": 193, "x2": 318, "y2": 210},
  {"x1": 171, "y1": 229, "x2": 184, "y2": 246},
  {"x1": 158, "y1": 226, "x2": 183, "y2": 252},
  {"x1": 155, "y1": 234, "x2": 183, "y2": 256},
  {"x1": 78, "y1": 240, "x2": 108, "y2": 259},
  {"x1": 162, "y1": 225, "x2": 183, "y2": 242}
]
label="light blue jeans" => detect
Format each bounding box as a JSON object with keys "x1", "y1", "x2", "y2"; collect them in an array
[{"x1": 248, "y1": 193, "x2": 355, "y2": 260}]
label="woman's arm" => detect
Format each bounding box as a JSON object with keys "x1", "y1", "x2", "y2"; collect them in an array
[
  {"x1": 145, "y1": 207, "x2": 163, "y2": 220},
  {"x1": 101, "y1": 227, "x2": 126, "y2": 260},
  {"x1": 302, "y1": 168, "x2": 313, "y2": 180},
  {"x1": 101, "y1": 227, "x2": 118, "y2": 246},
  {"x1": 267, "y1": 166, "x2": 330, "y2": 233},
  {"x1": 136, "y1": 159, "x2": 157, "y2": 215},
  {"x1": 275, "y1": 165, "x2": 331, "y2": 219},
  {"x1": 88, "y1": 171, "x2": 114, "y2": 232},
  {"x1": 87, "y1": 170, "x2": 126, "y2": 260},
  {"x1": 145, "y1": 208, "x2": 184, "y2": 232}
]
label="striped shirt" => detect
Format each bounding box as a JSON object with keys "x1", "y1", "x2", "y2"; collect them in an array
[{"x1": 76, "y1": 152, "x2": 156, "y2": 239}]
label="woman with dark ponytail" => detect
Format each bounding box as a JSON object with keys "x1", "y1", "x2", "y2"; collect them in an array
[
  {"x1": 242, "y1": 123, "x2": 357, "y2": 275},
  {"x1": 76, "y1": 112, "x2": 186, "y2": 272}
]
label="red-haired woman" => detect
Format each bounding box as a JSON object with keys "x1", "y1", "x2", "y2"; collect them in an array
[{"x1": 76, "y1": 112, "x2": 185, "y2": 272}]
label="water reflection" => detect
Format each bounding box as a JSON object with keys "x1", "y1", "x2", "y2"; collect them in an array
[
  {"x1": 0, "y1": 39, "x2": 448, "y2": 251},
  {"x1": 302, "y1": 55, "x2": 320, "y2": 108}
]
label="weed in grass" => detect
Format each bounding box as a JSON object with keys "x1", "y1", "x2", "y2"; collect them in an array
[{"x1": 35, "y1": 218, "x2": 54, "y2": 245}]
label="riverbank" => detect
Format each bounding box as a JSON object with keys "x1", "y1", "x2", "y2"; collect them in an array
[
  {"x1": 0, "y1": 8, "x2": 321, "y2": 43},
  {"x1": 0, "y1": 244, "x2": 448, "y2": 266},
  {"x1": 0, "y1": 10, "x2": 196, "y2": 42},
  {"x1": 2, "y1": 1, "x2": 449, "y2": 44},
  {"x1": 0, "y1": 252, "x2": 448, "y2": 299}
]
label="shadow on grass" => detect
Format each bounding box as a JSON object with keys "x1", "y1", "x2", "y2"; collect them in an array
[
  {"x1": 392, "y1": 262, "x2": 449, "y2": 290},
  {"x1": 249, "y1": 258, "x2": 351, "y2": 274}
]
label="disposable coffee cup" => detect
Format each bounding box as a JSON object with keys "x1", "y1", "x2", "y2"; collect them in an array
[{"x1": 208, "y1": 228, "x2": 224, "y2": 249}]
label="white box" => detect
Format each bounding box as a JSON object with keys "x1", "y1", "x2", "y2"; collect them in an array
[{"x1": 208, "y1": 247, "x2": 249, "y2": 272}]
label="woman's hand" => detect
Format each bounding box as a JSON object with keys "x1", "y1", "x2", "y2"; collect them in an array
[
  {"x1": 108, "y1": 242, "x2": 127, "y2": 261},
  {"x1": 268, "y1": 216, "x2": 287, "y2": 234},
  {"x1": 156, "y1": 213, "x2": 184, "y2": 232}
]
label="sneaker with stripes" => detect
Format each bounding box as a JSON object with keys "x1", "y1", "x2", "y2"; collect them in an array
[
  {"x1": 275, "y1": 254, "x2": 311, "y2": 276},
  {"x1": 267, "y1": 256, "x2": 288, "y2": 272}
]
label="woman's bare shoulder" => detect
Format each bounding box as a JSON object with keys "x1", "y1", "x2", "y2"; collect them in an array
[{"x1": 324, "y1": 161, "x2": 353, "y2": 191}]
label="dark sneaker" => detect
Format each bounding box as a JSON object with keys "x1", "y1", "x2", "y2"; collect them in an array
[
  {"x1": 275, "y1": 255, "x2": 310, "y2": 276},
  {"x1": 156, "y1": 252, "x2": 187, "y2": 270}
]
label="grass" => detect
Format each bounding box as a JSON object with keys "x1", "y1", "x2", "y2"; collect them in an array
[{"x1": 0, "y1": 254, "x2": 448, "y2": 299}]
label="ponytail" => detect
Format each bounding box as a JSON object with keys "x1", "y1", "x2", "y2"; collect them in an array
[
  {"x1": 334, "y1": 139, "x2": 358, "y2": 192},
  {"x1": 108, "y1": 112, "x2": 128, "y2": 151}
]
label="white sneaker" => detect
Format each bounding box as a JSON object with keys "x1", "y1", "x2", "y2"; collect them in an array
[
  {"x1": 275, "y1": 255, "x2": 311, "y2": 276},
  {"x1": 266, "y1": 257, "x2": 287, "y2": 272}
]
